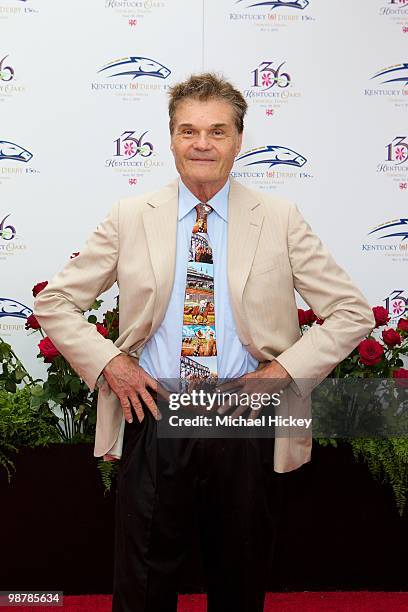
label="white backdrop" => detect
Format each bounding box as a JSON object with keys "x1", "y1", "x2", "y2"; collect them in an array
[{"x1": 1, "y1": 0, "x2": 407, "y2": 382}]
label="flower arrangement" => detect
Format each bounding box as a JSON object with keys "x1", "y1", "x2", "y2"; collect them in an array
[
  {"x1": 299, "y1": 306, "x2": 408, "y2": 515},
  {"x1": 26, "y1": 272, "x2": 119, "y2": 443}
]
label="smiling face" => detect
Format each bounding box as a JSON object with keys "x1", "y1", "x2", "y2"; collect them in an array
[{"x1": 170, "y1": 97, "x2": 243, "y2": 199}]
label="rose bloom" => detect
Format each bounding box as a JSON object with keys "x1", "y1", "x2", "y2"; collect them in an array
[
  {"x1": 393, "y1": 368, "x2": 408, "y2": 389},
  {"x1": 358, "y1": 338, "x2": 384, "y2": 366},
  {"x1": 96, "y1": 323, "x2": 109, "y2": 338},
  {"x1": 25, "y1": 314, "x2": 41, "y2": 331},
  {"x1": 32, "y1": 281, "x2": 48, "y2": 297},
  {"x1": 38, "y1": 337, "x2": 60, "y2": 363},
  {"x1": 397, "y1": 318, "x2": 408, "y2": 333},
  {"x1": 298, "y1": 308, "x2": 316, "y2": 326},
  {"x1": 372, "y1": 306, "x2": 390, "y2": 327},
  {"x1": 381, "y1": 329, "x2": 402, "y2": 348}
]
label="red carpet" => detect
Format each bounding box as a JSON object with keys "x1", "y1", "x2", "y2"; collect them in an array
[{"x1": 2, "y1": 593, "x2": 408, "y2": 611}]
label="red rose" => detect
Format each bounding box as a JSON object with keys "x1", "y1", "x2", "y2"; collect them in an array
[
  {"x1": 25, "y1": 314, "x2": 41, "y2": 331},
  {"x1": 38, "y1": 337, "x2": 60, "y2": 363},
  {"x1": 372, "y1": 306, "x2": 390, "y2": 327},
  {"x1": 298, "y1": 308, "x2": 316, "y2": 326},
  {"x1": 358, "y1": 338, "x2": 384, "y2": 366},
  {"x1": 70, "y1": 252, "x2": 80, "y2": 259},
  {"x1": 392, "y1": 368, "x2": 408, "y2": 389},
  {"x1": 397, "y1": 318, "x2": 408, "y2": 332},
  {"x1": 381, "y1": 329, "x2": 402, "y2": 348},
  {"x1": 96, "y1": 323, "x2": 108, "y2": 338},
  {"x1": 32, "y1": 281, "x2": 48, "y2": 297}
]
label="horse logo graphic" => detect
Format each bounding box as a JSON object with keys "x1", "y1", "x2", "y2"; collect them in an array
[
  {"x1": 235, "y1": 0, "x2": 309, "y2": 9},
  {"x1": 0, "y1": 298, "x2": 32, "y2": 320},
  {"x1": 0, "y1": 141, "x2": 33, "y2": 162},
  {"x1": 98, "y1": 56, "x2": 171, "y2": 80},
  {"x1": 236, "y1": 145, "x2": 307, "y2": 169},
  {"x1": 371, "y1": 63, "x2": 408, "y2": 87},
  {"x1": 368, "y1": 218, "x2": 408, "y2": 242}
]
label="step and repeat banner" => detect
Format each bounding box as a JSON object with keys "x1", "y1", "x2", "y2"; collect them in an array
[{"x1": 1, "y1": 0, "x2": 407, "y2": 381}]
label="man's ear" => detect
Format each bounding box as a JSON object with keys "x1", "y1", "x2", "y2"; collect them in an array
[{"x1": 236, "y1": 132, "x2": 243, "y2": 156}]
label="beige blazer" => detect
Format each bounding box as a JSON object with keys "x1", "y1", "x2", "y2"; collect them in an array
[{"x1": 34, "y1": 177, "x2": 374, "y2": 472}]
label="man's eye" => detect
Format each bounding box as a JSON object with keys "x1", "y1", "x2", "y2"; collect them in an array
[
  {"x1": 183, "y1": 130, "x2": 193, "y2": 136},
  {"x1": 213, "y1": 130, "x2": 224, "y2": 136}
]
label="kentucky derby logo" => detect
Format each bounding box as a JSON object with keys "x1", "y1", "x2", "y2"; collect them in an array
[
  {"x1": 0, "y1": 140, "x2": 32, "y2": 162},
  {"x1": 368, "y1": 218, "x2": 408, "y2": 242},
  {"x1": 371, "y1": 63, "x2": 408, "y2": 87},
  {"x1": 236, "y1": 145, "x2": 306, "y2": 169},
  {"x1": 98, "y1": 56, "x2": 171, "y2": 80},
  {"x1": 235, "y1": 0, "x2": 308, "y2": 8},
  {"x1": 0, "y1": 55, "x2": 14, "y2": 81},
  {"x1": 0, "y1": 298, "x2": 32, "y2": 319}
]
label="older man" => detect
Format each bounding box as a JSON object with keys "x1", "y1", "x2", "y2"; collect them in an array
[{"x1": 34, "y1": 73, "x2": 374, "y2": 611}]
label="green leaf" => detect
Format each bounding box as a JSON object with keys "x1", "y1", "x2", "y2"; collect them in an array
[
  {"x1": 4, "y1": 380, "x2": 16, "y2": 393},
  {"x1": 87, "y1": 315, "x2": 97, "y2": 324}
]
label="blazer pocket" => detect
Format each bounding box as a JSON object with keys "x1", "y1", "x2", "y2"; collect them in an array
[{"x1": 250, "y1": 253, "x2": 286, "y2": 276}]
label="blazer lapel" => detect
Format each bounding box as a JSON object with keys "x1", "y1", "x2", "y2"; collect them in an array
[
  {"x1": 142, "y1": 180, "x2": 179, "y2": 340},
  {"x1": 227, "y1": 177, "x2": 264, "y2": 345}
]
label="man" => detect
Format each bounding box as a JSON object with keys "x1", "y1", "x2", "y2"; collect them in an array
[{"x1": 34, "y1": 73, "x2": 375, "y2": 611}]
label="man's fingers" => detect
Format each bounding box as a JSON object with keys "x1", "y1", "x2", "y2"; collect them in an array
[
  {"x1": 217, "y1": 393, "x2": 240, "y2": 415},
  {"x1": 216, "y1": 377, "x2": 246, "y2": 393},
  {"x1": 119, "y1": 396, "x2": 134, "y2": 424},
  {"x1": 128, "y1": 392, "x2": 144, "y2": 423},
  {"x1": 139, "y1": 389, "x2": 162, "y2": 421}
]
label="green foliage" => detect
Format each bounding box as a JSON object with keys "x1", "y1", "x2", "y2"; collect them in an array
[
  {"x1": 0, "y1": 338, "x2": 37, "y2": 392},
  {"x1": 351, "y1": 438, "x2": 408, "y2": 516},
  {"x1": 97, "y1": 457, "x2": 120, "y2": 494},
  {"x1": 0, "y1": 387, "x2": 61, "y2": 481}
]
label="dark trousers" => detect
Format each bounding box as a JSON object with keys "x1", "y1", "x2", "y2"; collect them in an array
[{"x1": 112, "y1": 402, "x2": 282, "y2": 612}]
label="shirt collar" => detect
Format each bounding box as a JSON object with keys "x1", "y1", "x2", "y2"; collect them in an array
[{"x1": 178, "y1": 177, "x2": 230, "y2": 222}]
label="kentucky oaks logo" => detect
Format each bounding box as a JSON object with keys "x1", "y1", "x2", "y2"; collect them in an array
[
  {"x1": 0, "y1": 213, "x2": 27, "y2": 261},
  {"x1": 383, "y1": 290, "x2": 408, "y2": 321},
  {"x1": 105, "y1": 130, "x2": 164, "y2": 185},
  {"x1": 379, "y1": 0, "x2": 408, "y2": 32},
  {"x1": 377, "y1": 136, "x2": 408, "y2": 190},
  {"x1": 0, "y1": 297, "x2": 32, "y2": 335},
  {"x1": 91, "y1": 56, "x2": 171, "y2": 100},
  {"x1": 362, "y1": 218, "x2": 408, "y2": 263},
  {"x1": 104, "y1": 0, "x2": 166, "y2": 25},
  {"x1": 232, "y1": 145, "x2": 312, "y2": 189},
  {"x1": 243, "y1": 60, "x2": 301, "y2": 115},
  {"x1": 0, "y1": 54, "x2": 26, "y2": 100}
]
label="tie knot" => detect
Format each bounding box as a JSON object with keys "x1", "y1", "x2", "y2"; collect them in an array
[
  {"x1": 193, "y1": 203, "x2": 213, "y2": 234},
  {"x1": 195, "y1": 203, "x2": 213, "y2": 220}
]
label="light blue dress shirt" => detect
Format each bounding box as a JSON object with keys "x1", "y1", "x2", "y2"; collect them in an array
[{"x1": 139, "y1": 177, "x2": 259, "y2": 380}]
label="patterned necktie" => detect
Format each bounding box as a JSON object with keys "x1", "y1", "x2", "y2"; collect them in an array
[{"x1": 180, "y1": 203, "x2": 217, "y2": 391}]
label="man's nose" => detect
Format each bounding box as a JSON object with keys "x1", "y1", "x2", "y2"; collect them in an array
[{"x1": 193, "y1": 133, "x2": 211, "y2": 150}]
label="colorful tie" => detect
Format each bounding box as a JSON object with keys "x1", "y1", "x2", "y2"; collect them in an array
[{"x1": 180, "y1": 203, "x2": 217, "y2": 391}]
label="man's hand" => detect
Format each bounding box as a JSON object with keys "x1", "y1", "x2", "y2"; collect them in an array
[
  {"x1": 102, "y1": 354, "x2": 167, "y2": 424},
  {"x1": 215, "y1": 359, "x2": 292, "y2": 420}
]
